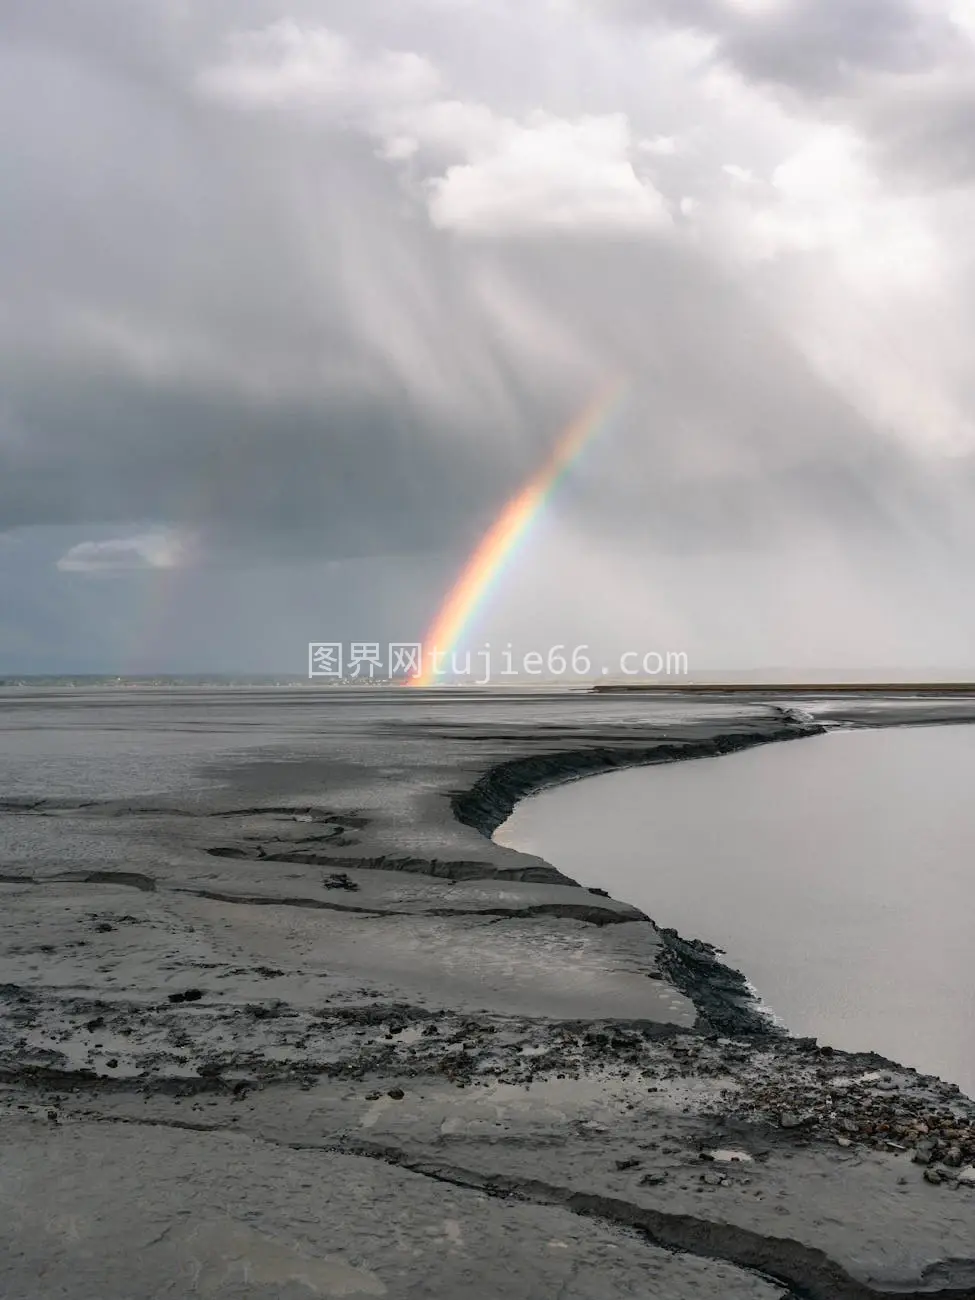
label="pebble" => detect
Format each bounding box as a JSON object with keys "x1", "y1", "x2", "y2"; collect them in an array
[
  {"x1": 913, "y1": 1145, "x2": 934, "y2": 1166},
  {"x1": 779, "y1": 1111, "x2": 814, "y2": 1130}
]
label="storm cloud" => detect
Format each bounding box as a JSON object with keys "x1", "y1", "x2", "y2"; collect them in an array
[{"x1": 2, "y1": 0, "x2": 975, "y2": 673}]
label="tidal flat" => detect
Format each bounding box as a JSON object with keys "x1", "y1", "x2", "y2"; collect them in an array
[{"x1": 2, "y1": 686, "x2": 975, "y2": 1299}]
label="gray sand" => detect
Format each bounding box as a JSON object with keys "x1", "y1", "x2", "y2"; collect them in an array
[{"x1": 2, "y1": 687, "x2": 975, "y2": 1298}]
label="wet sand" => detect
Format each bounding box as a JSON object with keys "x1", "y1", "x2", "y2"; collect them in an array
[{"x1": 2, "y1": 687, "x2": 975, "y2": 1298}]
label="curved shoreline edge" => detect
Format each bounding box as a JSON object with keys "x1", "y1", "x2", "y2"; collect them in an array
[{"x1": 452, "y1": 721, "x2": 828, "y2": 1039}]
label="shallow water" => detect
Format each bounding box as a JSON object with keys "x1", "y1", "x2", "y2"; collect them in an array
[{"x1": 496, "y1": 724, "x2": 975, "y2": 1096}]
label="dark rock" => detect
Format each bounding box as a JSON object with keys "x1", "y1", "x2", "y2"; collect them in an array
[
  {"x1": 167, "y1": 989, "x2": 203, "y2": 1004},
  {"x1": 323, "y1": 873, "x2": 359, "y2": 891},
  {"x1": 615, "y1": 1158, "x2": 642, "y2": 1171},
  {"x1": 387, "y1": 1087, "x2": 405, "y2": 1100},
  {"x1": 105, "y1": 1059, "x2": 118, "y2": 1069},
  {"x1": 85, "y1": 1017, "x2": 105, "y2": 1032},
  {"x1": 639, "y1": 1172, "x2": 668, "y2": 1186},
  {"x1": 94, "y1": 923, "x2": 114, "y2": 933}
]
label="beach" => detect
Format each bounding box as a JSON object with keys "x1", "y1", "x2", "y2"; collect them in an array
[{"x1": 3, "y1": 686, "x2": 975, "y2": 1298}]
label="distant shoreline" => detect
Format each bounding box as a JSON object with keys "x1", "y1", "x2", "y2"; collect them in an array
[{"x1": 592, "y1": 680, "x2": 975, "y2": 694}]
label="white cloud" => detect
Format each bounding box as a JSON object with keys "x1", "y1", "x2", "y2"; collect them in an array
[
  {"x1": 198, "y1": 20, "x2": 440, "y2": 117},
  {"x1": 683, "y1": 121, "x2": 972, "y2": 452},
  {"x1": 191, "y1": 9, "x2": 975, "y2": 463},
  {"x1": 57, "y1": 532, "x2": 194, "y2": 576},
  {"x1": 722, "y1": 162, "x2": 756, "y2": 183},
  {"x1": 376, "y1": 134, "x2": 419, "y2": 161},
  {"x1": 201, "y1": 27, "x2": 670, "y2": 237},
  {"x1": 713, "y1": 127, "x2": 941, "y2": 281},
  {"x1": 385, "y1": 98, "x2": 505, "y2": 160},
  {"x1": 948, "y1": 0, "x2": 975, "y2": 41},
  {"x1": 639, "y1": 135, "x2": 680, "y2": 155},
  {"x1": 181, "y1": 12, "x2": 975, "y2": 454},
  {"x1": 425, "y1": 112, "x2": 672, "y2": 234},
  {"x1": 720, "y1": 0, "x2": 792, "y2": 14}
]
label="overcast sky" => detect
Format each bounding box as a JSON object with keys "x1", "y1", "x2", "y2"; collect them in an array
[{"x1": 3, "y1": 0, "x2": 975, "y2": 676}]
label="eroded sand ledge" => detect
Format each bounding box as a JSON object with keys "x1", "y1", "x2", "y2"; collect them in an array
[
  {"x1": 451, "y1": 723, "x2": 816, "y2": 1036},
  {"x1": 2, "y1": 689, "x2": 975, "y2": 1299}
]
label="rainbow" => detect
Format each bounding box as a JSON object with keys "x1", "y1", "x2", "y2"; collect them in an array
[{"x1": 412, "y1": 377, "x2": 628, "y2": 686}]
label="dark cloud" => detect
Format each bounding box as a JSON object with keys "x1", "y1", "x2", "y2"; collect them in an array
[
  {"x1": 859, "y1": 77, "x2": 975, "y2": 187},
  {"x1": 714, "y1": 0, "x2": 949, "y2": 93},
  {"x1": 598, "y1": 0, "x2": 954, "y2": 95},
  {"x1": 1, "y1": 0, "x2": 974, "y2": 672},
  {"x1": 596, "y1": 0, "x2": 975, "y2": 192},
  {"x1": 0, "y1": 19, "x2": 567, "y2": 559}
]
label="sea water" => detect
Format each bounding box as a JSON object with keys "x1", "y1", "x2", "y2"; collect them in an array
[{"x1": 497, "y1": 724, "x2": 975, "y2": 1096}]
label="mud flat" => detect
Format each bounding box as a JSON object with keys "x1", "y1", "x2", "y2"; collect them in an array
[{"x1": 2, "y1": 687, "x2": 975, "y2": 1299}]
